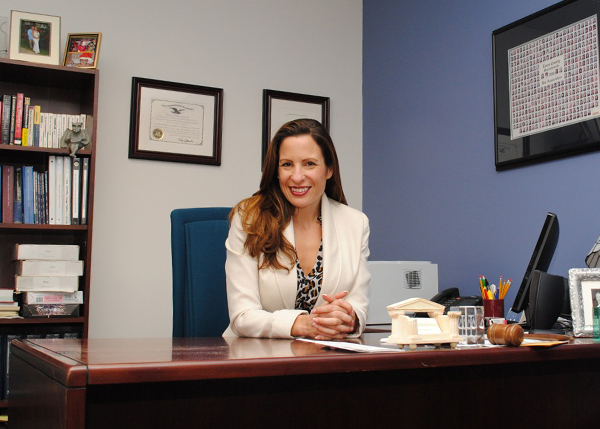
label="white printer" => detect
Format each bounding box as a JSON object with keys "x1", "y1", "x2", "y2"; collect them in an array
[{"x1": 366, "y1": 261, "x2": 439, "y2": 326}]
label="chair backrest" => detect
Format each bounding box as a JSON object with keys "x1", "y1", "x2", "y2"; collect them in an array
[{"x1": 171, "y1": 207, "x2": 231, "y2": 337}]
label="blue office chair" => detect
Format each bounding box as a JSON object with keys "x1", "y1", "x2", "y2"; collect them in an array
[{"x1": 171, "y1": 207, "x2": 231, "y2": 337}]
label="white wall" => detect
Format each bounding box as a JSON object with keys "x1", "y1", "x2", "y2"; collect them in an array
[{"x1": 1, "y1": 0, "x2": 363, "y2": 338}]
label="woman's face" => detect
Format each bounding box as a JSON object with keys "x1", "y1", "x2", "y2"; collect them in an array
[{"x1": 278, "y1": 134, "x2": 332, "y2": 214}]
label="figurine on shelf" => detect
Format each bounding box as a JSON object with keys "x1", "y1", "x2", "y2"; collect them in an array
[{"x1": 60, "y1": 122, "x2": 90, "y2": 157}]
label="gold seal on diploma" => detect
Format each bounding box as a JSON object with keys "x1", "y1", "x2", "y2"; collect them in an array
[{"x1": 152, "y1": 128, "x2": 164, "y2": 139}]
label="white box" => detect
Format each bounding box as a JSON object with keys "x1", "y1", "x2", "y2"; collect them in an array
[
  {"x1": 15, "y1": 260, "x2": 83, "y2": 277},
  {"x1": 14, "y1": 244, "x2": 80, "y2": 261},
  {"x1": 367, "y1": 261, "x2": 438, "y2": 325}
]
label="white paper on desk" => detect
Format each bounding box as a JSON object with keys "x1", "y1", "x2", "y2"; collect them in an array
[{"x1": 297, "y1": 338, "x2": 404, "y2": 353}]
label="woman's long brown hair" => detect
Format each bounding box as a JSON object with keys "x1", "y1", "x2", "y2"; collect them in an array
[{"x1": 230, "y1": 118, "x2": 347, "y2": 271}]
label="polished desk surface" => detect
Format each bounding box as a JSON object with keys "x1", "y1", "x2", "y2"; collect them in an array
[
  {"x1": 12, "y1": 332, "x2": 600, "y2": 387},
  {"x1": 10, "y1": 333, "x2": 600, "y2": 429}
]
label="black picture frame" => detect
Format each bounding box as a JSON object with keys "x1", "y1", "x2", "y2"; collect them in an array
[
  {"x1": 129, "y1": 77, "x2": 223, "y2": 166},
  {"x1": 493, "y1": 0, "x2": 600, "y2": 170},
  {"x1": 262, "y1": 89, "x2": 330, "y2": 165}
]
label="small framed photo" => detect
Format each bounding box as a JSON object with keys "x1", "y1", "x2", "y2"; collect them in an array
[
  {"x1": 568, "y1": 268, "x2": 600, "y2": 337},
  {"x1": 129, "y1": 77, "x2": 223, "y2": 166},
  {"x1": 63, "y1": 33, "x2": 102, "y2": 68},
  {"x1": 262, "y1": 89, "x2": 330, "y2": 165},
  {"x1": 9, "y1": 10, "x2": 61, "y2": 65}
]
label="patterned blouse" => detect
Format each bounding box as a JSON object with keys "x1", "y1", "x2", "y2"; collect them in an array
[{"x1": 294, "y1": 241, "x2": 323, "y2": 312}]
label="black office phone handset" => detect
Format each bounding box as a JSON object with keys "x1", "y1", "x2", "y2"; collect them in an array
[{"x1": 431, "y1": 287, "x2": 482, "y2": 312}]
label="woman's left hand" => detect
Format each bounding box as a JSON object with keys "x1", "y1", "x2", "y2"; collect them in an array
[{"x1": 310, "y1": 291, "x2": 358, "y2": 340}]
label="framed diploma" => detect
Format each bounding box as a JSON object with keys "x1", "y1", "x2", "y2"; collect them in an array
[
  {"x1": 129, "y1": 77, "x2": 223, "y2": 165},
  {"x1": 262, "y1": 89, "x2": 330, "y2": 166},
  {"x1": 493, "y1": 0, "x2": 600, "y2": 170}
]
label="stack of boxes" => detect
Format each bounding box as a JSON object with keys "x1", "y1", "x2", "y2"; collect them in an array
[{"x1": 14, "y1": 243, "x2": 83, "y2": 317}]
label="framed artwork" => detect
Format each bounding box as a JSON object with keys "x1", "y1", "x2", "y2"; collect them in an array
[
  {"x1": 8, "y1": 10, "x2": 61, "y2": 65},
  {"x1": 493, "y1": 0, "x2": 600, "y2": 170},
  {"x1": 128, "y1": 77, "x2": 223, "y2": 165},
  {"x1": 63, "y1": 33, "x2": 102, "y2": 68},
  {"x1": 568, "y1": 268, "x2": 600, "y2": 337},
  {"x1": 262, "y1": 89, "x2": 330, "y2": 164}
]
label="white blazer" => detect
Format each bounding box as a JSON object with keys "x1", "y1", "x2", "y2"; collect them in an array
[{"x1": 223, "y1": 194, "x2": 371, "y2": 338}]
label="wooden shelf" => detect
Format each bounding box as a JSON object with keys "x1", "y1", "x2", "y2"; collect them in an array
[
  {"x1": 0, "y1": 58, "x2": 98, "y2": 407},
  {"x1": 0, "y1": 317, "x2": 85, "y2": 326}
]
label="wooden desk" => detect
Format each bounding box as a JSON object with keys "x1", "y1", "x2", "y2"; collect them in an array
[{"x1": 8, "y1": 333, "x2": 600, "y2": 428}]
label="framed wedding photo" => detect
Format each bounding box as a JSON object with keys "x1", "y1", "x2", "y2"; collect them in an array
[
  {"x1": 568, "y1": 268, "x2": 600, "y2": 337},
  {"x1": 63, "y1": 33, "x2": 102, "y2": 68},
  {"x1": 262, "y1": 89, "x2": 330, "y2": 165},
  {"x1": 9, "y1": 10, "x2": 61, "y2": 65},
  {"x1": 129, "y1": 77, "x2": 223, "y2": 166}
]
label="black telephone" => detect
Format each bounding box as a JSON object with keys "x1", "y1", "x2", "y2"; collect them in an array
[{"x1": 431, "y1": 287, "x2": 482, "y2": 312}]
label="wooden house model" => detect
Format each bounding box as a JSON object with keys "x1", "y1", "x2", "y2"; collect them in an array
[{"x1": 385, "y1": 297, "x2": 462, "y2": 350}]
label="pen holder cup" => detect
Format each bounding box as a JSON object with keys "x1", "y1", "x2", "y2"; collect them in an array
[{"x1": 483, "y1": 299, "x2": 504, "y2": 319}]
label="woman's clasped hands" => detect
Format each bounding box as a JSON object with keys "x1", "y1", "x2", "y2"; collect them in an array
[{"x1": 291, "y1": 291, "x2": 357, "y2": 340}]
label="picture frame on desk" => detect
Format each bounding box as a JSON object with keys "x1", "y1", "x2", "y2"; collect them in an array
[
  {"x1": 262, "y1": 89, "x2": 329, "y2": 167},
  {"x1": 63, "y1": 32, "x2": 102, "y2": 68},
  {"x1": 568, "y1": 268, "x2": 600, "y2": 337},
  {"x1": 8, "y1": 10, "x2": 61, "y2": 65},
  {"x1": 492, "y1": 0, "x2": 600, "y2": 170},
  {"x1": 128, "y1": 77, "x2": 223, "y2": 166}
]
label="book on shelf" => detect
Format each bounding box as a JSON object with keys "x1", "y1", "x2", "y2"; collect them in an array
[
  {"x1": 21, "y1": 291, "x2": 83, "y2": 305},
  {"x1": 0, "y1": 290, "x2": 14, "y2": 302},
  {"x1": 0, "y1": 91, "x2": 88, "y2": 148},
  {"x1": 81, "y1": 158, "x2": 89, "y2": 225},
  {"x1": 72, "y1": 158, "x2": 81, "y2": 225},
  {"x1": 32, "y1": 105, "x2": 40, "y2": 147},
  {"x1": 8, "y1": 96, "x2": 16, "y2": 145},
  {"x1": 0, "y1": 301, "x2": 20, "y2": 318},
  {"x1": 14, "y1": 244, "x2": 80, "y2": 261},
  {"x1": 48, "y1": 156, "x2": 56, "y2": 224},
  {"x1": 27, "y1": 105, "x2": 34, "y2": 146},
  {"x1": 0, "y1": 303, "x2": 19, "y2": 311},
  {"x1": 1, "y1": 165, "x2": 13, "y2": 223},
  {"x1": 15, "y1": 260, "x2": 84, "y2": 277},
  {"x1": 1, "y1": 156, "x2": 85, "y2": 225},
  {"x1": 0, "y1": 95, "x2": 11, "y2": 145},
  {"x1": 15, "y1": 276, "x2": 79, "y2": 293},
  {"x1": 22, "y1": 97, "x2": 30, "y2": 147},
  {"x1": 13, "y1": 93, "x2": 24, "y2": 145},
  {"x1": 0, "y1": 292, "x2": 19, "y2": 318},
  {"x1": 22, "y1": 165, "x2": 34, "y2": 224},
  {"x1": 55, "y1": 156, "x2": 64, "y2": 225},
  {"x1": 13, "y1": 166, "x2": 23, "y2": 224},
  {"x1": 62, "y1": 157, "x2": 72, "y2": 225},
  {"x1": 0, "y1": 311, "x2": 19, "y2": 318}
]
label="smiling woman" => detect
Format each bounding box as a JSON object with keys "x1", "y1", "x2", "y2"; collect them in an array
[
  {"x1": 277, "y1": 134, "x2": 333, "y2": 216},
  {"x1": 223, "y1": 118, "x2": 371, "y2": 340}
]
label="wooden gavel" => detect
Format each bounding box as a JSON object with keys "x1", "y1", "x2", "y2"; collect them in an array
[{"x1": 487, "y1": 323, "x2": 524, "y2": 347}]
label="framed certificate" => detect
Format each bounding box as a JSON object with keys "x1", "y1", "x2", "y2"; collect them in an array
[
  {"x1": 493, "y1": 0, "x2": 600, "y2": 170},
  {"x1": 129, "y1": 77, "x2": 223, "y2": 165},
  {"x1": 262, "y1": 89, "x2": 330, "y2": 166}
]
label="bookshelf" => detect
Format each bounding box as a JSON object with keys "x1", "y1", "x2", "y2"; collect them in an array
[{"x1": 0, "y1": 58, "x2": 98, "y2": 409}]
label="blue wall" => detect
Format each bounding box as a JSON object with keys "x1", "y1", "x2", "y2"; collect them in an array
[{"x1": 363, "y1": 0, "x2": 600, "y2": 315}]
